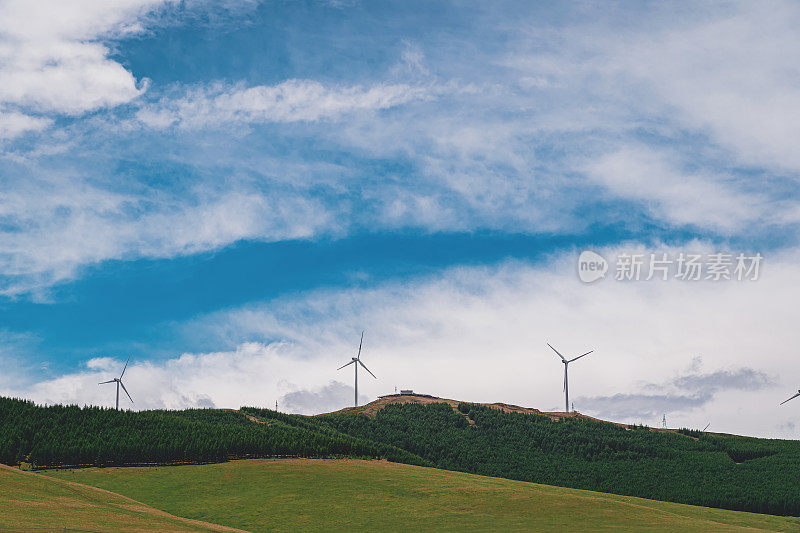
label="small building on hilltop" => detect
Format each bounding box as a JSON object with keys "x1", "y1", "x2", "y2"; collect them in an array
[{"x1": 379, "y1": 390, "x2": 440, "y2": 399}]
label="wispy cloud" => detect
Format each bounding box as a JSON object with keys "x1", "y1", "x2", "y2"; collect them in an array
[
  {"x1": 136, "y1": 80, "x2": 441, "y2": 130},
  {"x1": 503, "y1": 1, "x2": 800, "y2": 174},
  {"x1": 613, "y1": 1, "x2": 800, "y2": 172},
  {"x1": 0, "y1": 178, "x2": 333, "y2": 297},
  {"x1": 3, "y1": 2, "x2": 800, "y2": 297},
  {"x1": 582, "y1": 145, "x2": 768, "y2": 233},
  {"x1": 0, "y1": 111, "x2": 52, "y2": 139},
  {"x1": 1, "y1": 1, "x2": 800, "y2": 450}
]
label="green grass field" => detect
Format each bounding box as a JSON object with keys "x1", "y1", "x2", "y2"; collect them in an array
[
  {"x1": 0, "y1": 464, "x2": 239, "y2": 532},
  {"x1": 43, "y1": 459, "x2": 800, "y2": 532}
]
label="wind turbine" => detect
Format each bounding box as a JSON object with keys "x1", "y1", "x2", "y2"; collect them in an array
[
  {"x1": 337, "y1": 331, "x2": 376, "y2": 407},
  {"x1": 99, "y1": 355, "x2": 133, "y2": 410},
  {"x1": 780, "y1": 389, "x2": 800, "y2": 405},
  {"x1": 547, "y1": 343, "x2": 593, "y2": 413}
]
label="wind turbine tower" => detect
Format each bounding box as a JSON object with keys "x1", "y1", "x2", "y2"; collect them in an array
[
  {"x1": 547, "y1": 343, "x2": 593, "y2": 413},
  {"x1": 99, "y1": 355, "x2": 134, "y2": 410},
  {"x1": 337, "y1": 331, "x2": 377, "y2": 407}
]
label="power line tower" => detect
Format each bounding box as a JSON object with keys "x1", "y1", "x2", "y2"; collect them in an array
[
  {"x1": 662, "y1": 414, "x2": 667, "y2": 429},
  {"x1": 275, "y1": 400, "x2": 278, "y2": 412}
]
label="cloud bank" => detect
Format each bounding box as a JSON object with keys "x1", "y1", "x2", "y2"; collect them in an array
[
  {"x1": 6, "y1": 247, "x2": 800, "y2": 438},
  {"x1": 578, "y1": 361, "x2": 777, "y2": 421}
]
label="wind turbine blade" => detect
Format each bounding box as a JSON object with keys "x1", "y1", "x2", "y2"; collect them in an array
[
  {"x1": 337, "y1": 360, "x2": 355, "y2": 370},
  {"x1": 98, "y1": 380, "x2": 115, "y2": 384},
  {"x1": 357, "y1": 331, "x2": 364, "y2": 360},
  {"x1": 547, "y1": 343, "x2": 566, "y2": 361},
  {"x1": 119, "y1": 354, "x2": 131, "y2": 379},
  {"x1": 119, "y1": 381, "x2": 133, "y2": 403},
  {"x1": 780, "y1": 392, "x2": 800, "y2": 405},
  {"x1": 568, "y1": 350, "x2": 594, "y2": 363},
  {"x1": 119, "y1": 354, "x2": 131, "y2": 378},
  {"x1": 359, "y1": 359, "x2": 377, "y2": 379}
]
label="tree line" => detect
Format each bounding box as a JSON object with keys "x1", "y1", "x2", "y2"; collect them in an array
[{"x1": 0, "y1": 397, "x2": 427, "y2": 468}]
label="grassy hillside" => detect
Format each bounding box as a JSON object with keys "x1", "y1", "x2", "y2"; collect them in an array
[
  {"x1": 242, "y1": 401, "x2": 800, "y2": 516},
  {"x1": 44, "y1": 458, "x2": 800, "y2": 532},
  {"x1": 0, "y1": 464, "x2": 238, "y2": 532}
]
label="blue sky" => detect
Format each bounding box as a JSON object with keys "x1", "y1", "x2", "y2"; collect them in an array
[
  {"x1": 2, "y1": 232, "x2": 625, "y2": 368},
  {"x1": 2, "y1": 0, "x2": 800, "y2": 437}
]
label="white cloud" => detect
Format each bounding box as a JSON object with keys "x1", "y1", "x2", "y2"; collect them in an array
[
  {"x1": 3, "y1": 1, "x2": 800, "y2": 297},
  {"x1": 326, "y1": 108, "x2": 575, "y2": 233},
  {"x1": 615, "y1": 1, "x2": 800, "y2": 171},
  {"x1": 135, "y1": 79, "x2": 440, "y2": 129},
  {"x1": 505, "y1": 2, "x2": 800, "y2": 173},
  {"x1": 20, "y1": 342, "x2": 349, "y2": 412},
  {"x1": 280, "y1": 381, "x2": 365, "y2": 413},
  {"x1": 0, "y1": 111, "x2": 52, "y2": 139},
  {"x1": 0, "y1": 177, "x2": 334, "y2": 297},
  {"x1": 583, "y1": 145, "x2": 767, "y2": 232},
  {"x1": 0, "y1": 330, "x2": 41, "y2": 390},
  {"x1": 7, "y1": 246, "x2": 800, "y2": 438},
  {"x1": 0, "y1": 0, "x2": 166, "y2": 115}
]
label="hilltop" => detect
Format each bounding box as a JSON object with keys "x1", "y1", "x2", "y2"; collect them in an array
[
  {"x1": 331, "y1": 392, "x2": 620, "y2": 424},
  {"x1": 330, "y1": 393, "x2": 707, "y2": 439}
]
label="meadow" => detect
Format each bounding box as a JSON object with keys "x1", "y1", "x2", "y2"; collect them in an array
[
  {"x1": 43, "y1": 458, "x2": 800, "y2": 532},
  {"x1": 0, "y1": 463, "x2": 237, "y2": 531},
  {"x1": 251, "y1": 402, "x2": 800, "y2": 515}
]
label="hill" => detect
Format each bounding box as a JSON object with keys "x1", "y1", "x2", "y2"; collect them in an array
[
  {"x1": 246, "y1": 395, "x2": 800, "y2": 515},
  {"x1": 43, "y1": 458, "x2": 800, "y2": 532},
  {"x1": 4, "y1": 394, "x2": 800, "y2": 517},
  {"x1": 0, "y1": 396, "x2": 427, "y2": 468},
  {"x1": 0, "y1": 463, "x2": 239, "y2": 531},
  {"x1": 330, "y1": 392, "x2": 614, "y2": 423}
]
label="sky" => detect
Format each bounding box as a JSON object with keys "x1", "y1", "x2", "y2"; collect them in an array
[{"x1": 1, "y1": 0, "x2": 800, "y2": 438}]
